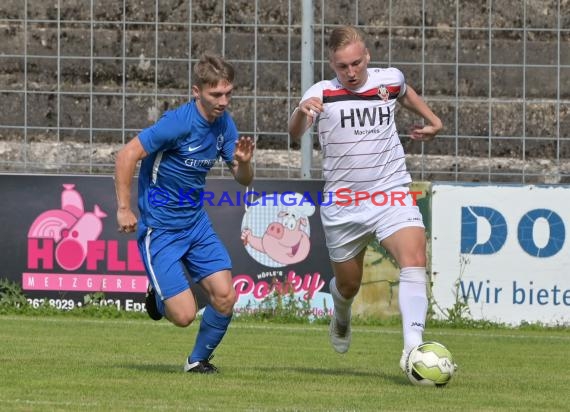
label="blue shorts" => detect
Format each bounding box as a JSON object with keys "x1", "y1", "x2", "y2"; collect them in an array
[{"x1": 137, "y1": 213, "x2": 232, "y2": 301}]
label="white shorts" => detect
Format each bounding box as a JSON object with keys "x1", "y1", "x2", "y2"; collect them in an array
[{"x1": 320, "y1": 186, "x2": 424, "y2": 262}]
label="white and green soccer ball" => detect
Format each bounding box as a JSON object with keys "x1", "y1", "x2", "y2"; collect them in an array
[{"x1": 405, "y1": 341, "x2": 457, "y2": 387}]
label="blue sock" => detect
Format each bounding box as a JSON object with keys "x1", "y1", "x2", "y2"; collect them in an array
[{"x1": 189, "y1": 305, "x2": 232, "y2": 363}]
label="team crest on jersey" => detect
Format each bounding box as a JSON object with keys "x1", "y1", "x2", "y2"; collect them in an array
[
  {"x1": 378, "y1": 85, "x2": 390, "y2": 102},
  {"x1": 216, "y1": 134, "x2": 224, "y2": 151}
]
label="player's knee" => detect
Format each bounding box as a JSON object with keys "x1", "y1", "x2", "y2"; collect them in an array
[
  {"x1": 211, "y1": 288, "x2": 236, "y2": 315},
  {"x1": 168, "y1": 310, "x2": 196, "y2": 327},
  {"x1": 173, "y1": 313, "x2": 196, "y2": 327},
  {"x1": 337, "y1": 279, "x2": 361, "y2": 299},
  {"x1": 400, "y1": 250, "x2": 427, "y2": 268},
  {"x1": 409, "y1": 256, "x2": 426, "y2": 268}
]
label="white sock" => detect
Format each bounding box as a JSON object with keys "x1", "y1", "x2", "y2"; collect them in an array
[
  {"x1": 399, "y1": 267, "x2": 428, "y2": 354},
  {"x1": 330, "y1": 278, "x2": 353, "y2": 326}
]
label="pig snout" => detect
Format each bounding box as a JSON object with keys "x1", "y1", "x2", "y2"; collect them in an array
[{"x1": 266, "y1": 222, "x2": 285, "y2": 239}]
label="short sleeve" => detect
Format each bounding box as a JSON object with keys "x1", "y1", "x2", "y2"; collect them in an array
[
  {"x1": 389, "y1": 67, "x2": 407, "y2": 97},
  {"x1": 301, "y1": 82, "x2": 325, "y2": 102},
  {"x1": 138, "y1": 110, "x2": 189, "y2": 154}
]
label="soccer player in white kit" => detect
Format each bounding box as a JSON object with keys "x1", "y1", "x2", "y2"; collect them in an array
[{"x1": 288, "y1": 26, "x2": 443, "y2": 371}]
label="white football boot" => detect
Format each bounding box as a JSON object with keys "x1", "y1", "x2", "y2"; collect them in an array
[
  {"x1": 399, "y1": 350, "x2": 408, "y2": 373},
  {"x1": 329, "y1": 316, "x2": 352, "y2": 354}
]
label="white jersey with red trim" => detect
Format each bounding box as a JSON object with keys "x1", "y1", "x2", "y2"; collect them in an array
[{"x1": 302, "y1": 67, "x2": 411, "y2": 199}]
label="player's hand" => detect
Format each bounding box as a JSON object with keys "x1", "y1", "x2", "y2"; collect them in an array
[
  {"x1": 298, "y1": 98, "x2": 323, "y2": 118},
  {"x1": 234, "y1": 136, "x2": 255, "y2": 164},
  {"x1": 117, "y1": 208, "x2": 138, "y2": 233},
  {"x1": 409, "y1": 124, "x2": 441, "y2": 141},
  {"x1": 241, "y1": 228, "x2": 251, "y2": 245}
]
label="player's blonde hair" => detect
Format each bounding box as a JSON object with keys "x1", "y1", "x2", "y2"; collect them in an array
[
  {"x1": 193, "y1": 52, "x2": 235, "y2": 88},
  {"x1": 328, "y1": 26, "x2": 366, "y2": 57}
]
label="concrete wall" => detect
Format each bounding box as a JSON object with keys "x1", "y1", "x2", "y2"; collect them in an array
[{"x1": 1, "y1": 0, "x2": 569, "y2": 181}]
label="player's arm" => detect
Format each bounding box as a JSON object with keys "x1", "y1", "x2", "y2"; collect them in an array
[
  {"x1": 229, "y1": 136, "x2": 254, "y2": 186},
  {"x1": 115, "y1": 136, "x2": 147, "y2": 233},
  {"x1": 288, "y1": 97, "x2": 323, "y2": 141},
  {"x1": 398, "y1": 84, "x2": 443, "y2": 141}
]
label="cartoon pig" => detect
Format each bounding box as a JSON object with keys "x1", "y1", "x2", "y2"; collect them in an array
[{"x1": 241, "y1": 203, "x2": 315, "y2": 265}]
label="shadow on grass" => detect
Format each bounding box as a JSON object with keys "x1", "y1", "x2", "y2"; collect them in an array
[
  {"x1": 123, "y1": 363, "x2": 410, "y2": 385},
  {"x1": 125, "y1": 363, "x2": 182, "y2": 374},
  {"x1": 255, "y1": 365, "x2": 409, "y2": 385}
]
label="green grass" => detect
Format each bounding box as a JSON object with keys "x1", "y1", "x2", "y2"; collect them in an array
[{"x1": 0, "y1": 315, "x2": 569, "y2": 411}]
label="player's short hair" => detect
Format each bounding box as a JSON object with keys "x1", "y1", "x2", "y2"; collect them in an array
[
  {"x1": 193, "y1": 52, "x2": 234, "y2": 88},
  {"x1": 328, "y1": 26, "x2": 366, "y2": 56}
]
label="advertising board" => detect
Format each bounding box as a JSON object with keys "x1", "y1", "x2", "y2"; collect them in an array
[{"x1": 431, "y1": 183, "x2": 570, "y2": 325}]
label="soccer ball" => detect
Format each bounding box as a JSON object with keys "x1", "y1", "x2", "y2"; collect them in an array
[{"x1": 404, "y1": 341, "x2": 456, "y2": 387}]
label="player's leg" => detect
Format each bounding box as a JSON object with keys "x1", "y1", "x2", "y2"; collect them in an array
[
  {"x1": 138, "y1": 226, "x2": 165, "y2": 320},
  {"x1": 328, "y1": 242, "x2": 367, "y2": 354},
  {"x1": 138, "y1": 227, "x2": 198, "y2": 325},
  {"x1": 380, "y1": 226, "x2": 428, "y2": 370},
  {"x1": 163, "y1": 289, "x2": 198, "y2": 326},
  {"x1": 374, "y1": 186, "x2": 428, "y2": 370},
  {"x1": 320, "y1": 203, "x2": 371, "y2": 353},
  {"x1": 183, "y1": 221, "x2": 234, "y2": 373},
  {"x1": 184, "y1": 269, "x2": 235, "y2": 373}
]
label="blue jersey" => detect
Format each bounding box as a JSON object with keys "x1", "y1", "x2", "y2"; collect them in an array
[{"x1": 137, "y1": 100, "x2": 237, "y2": 229}]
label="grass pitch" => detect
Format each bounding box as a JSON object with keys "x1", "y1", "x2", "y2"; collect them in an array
[{"x1": 0, "y1": 315, "x2": 568, "y2": 411}]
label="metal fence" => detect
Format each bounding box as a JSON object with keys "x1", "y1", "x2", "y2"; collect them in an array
[{"x1": 0, "y1": 0, "x2": 568, "y2": 183}]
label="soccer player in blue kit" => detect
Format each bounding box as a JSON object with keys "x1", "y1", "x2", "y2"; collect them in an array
[{"x1": 115, "y1": 53, "x2": 254, "y2": 373}]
